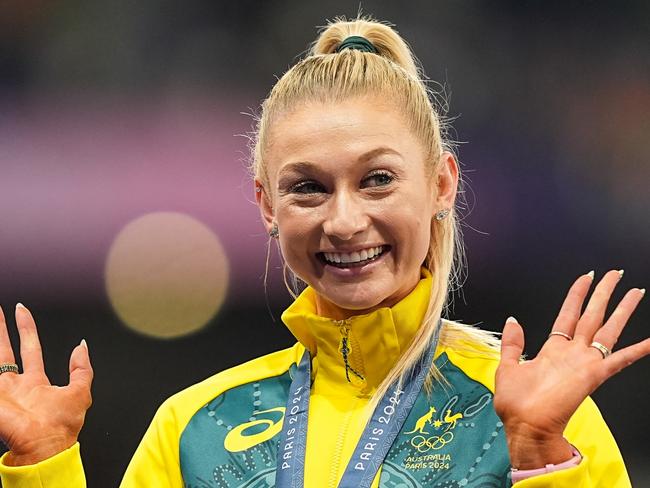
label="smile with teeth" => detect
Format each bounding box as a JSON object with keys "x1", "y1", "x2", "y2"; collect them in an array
[{"x1": 319, "y1": 245, "x2": 389, "y2": 268}]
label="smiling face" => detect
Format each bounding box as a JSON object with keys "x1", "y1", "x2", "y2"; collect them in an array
[{"x1": 257, "y1": 95, "x2": 457, "y2": 319}]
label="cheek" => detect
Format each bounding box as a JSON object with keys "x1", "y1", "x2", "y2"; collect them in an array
[
  {"x1": 391, "y1": 209, "x2": 433, "y2": 267},
  {"x1": 276, "y1": 207, "x2": 319, "y2": 268},
  {"x1": 391, "y1": 196, "x2": 432, "y2": 238},
  {"x1": 416, "y1": 223, "x2": 433, "y2": 259},
  {"x1": 405, "y1": 219, "x2": 432, "y2": 260}
]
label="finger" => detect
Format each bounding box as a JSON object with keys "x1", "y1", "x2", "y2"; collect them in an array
[
  {"x1": 500, "y1": 317, "x2": 524, "y2": 365},
  {"x1": 15, "y1": 303, "x2": 45, "y2": 374},
  {"x1": 549, "y1": 272, "x2": 594, "y2": 339},
  {"x1": 68, "y1": 340, "x2": 93, "y2": 408},
  {"x1": 574, "y1": 269, "x2": 624, "y2": 343},
  {"x1": 600, "y1": 337, "x2": 650, "y2": 380},
  {"x1": 593, "y1": 288, "x2": 646, "y2": 351},
  {"x1": 0, "y1": 304, "x2": 16, "y2": 364}
]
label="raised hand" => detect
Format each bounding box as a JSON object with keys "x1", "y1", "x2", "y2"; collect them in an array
[
  {"x1": 494, "y1": 269, "x2": 649, "y2": 469},
  {"x1": 0, "y1": 303, "x2": 93, "y2": 466}
]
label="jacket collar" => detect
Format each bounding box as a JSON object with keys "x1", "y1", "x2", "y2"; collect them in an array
[{"x1": 281, "y1": 268, "x2": 432, "y2": 394}]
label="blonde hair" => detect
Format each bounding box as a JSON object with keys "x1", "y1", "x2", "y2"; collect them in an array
[{"x1": 250, "y1": 15, "x2": 500, "y2": 408}]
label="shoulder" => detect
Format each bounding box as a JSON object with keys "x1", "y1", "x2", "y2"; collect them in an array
[
  {"x1": 438, "y1": 319, "x2": 502, "y2": 393},
  {"x1": 440, "y1": 345, "x2": 501, "y2": 393},
  {"x1": 153, "y1": 342, "x2": 305, "y2": 431}
]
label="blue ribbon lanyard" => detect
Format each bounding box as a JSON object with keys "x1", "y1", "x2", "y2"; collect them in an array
[{"x1": 275, "y1": 320, "x2": 442, "y2": 488}]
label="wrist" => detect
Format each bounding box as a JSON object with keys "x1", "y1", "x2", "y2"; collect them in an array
[
  {"x1": 4, "y1": 438, "x2": 77, "y2": 466},
  {"x1": 505, "y1": 425, "x2": 574, "y2": 470},
  {"x1": 511, "y1": 444, "x2": 582, "y2": 483}
]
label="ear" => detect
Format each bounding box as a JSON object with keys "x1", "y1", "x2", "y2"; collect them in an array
[
  {"x1": 255, "y1": 179, "x2": 275, "y2": 234},
  {"x1": 434, "y1": 151, "x2": 459, "y2": 210}
]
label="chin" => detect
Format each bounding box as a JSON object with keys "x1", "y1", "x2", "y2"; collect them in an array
[
  {"x1": 318, "y1": 285, "x2": 391, "y2": 313},
  {"x1": 330, "y1": 297, "x2": 382, "y2": 312},
  {"x1": 294, "y1": 260, "x2": 411, "y2": 314}
]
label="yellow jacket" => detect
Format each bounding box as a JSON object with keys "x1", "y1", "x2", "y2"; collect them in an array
[{"x1": 0, "y1": 270, "x2": 631, "y2": 487}]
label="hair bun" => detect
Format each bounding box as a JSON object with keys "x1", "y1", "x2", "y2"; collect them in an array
[{"x1": 311, "y1": 16, "x2": 420, "y2": 78}]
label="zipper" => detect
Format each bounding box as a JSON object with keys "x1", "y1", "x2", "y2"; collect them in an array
[
  {"x1": 328, "y1": 396, "x2": 361, "y2": 488},
  {"x1": 334, "y1": 319, "x2": 364, "y2": 382},
  {"x1": 327, "y1": 321, "x2": 367, "y2": 487}
]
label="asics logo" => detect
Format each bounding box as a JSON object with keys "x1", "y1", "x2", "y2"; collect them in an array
[{"x1": 224, "y1": 407, "x2": 286, "y2": 452}]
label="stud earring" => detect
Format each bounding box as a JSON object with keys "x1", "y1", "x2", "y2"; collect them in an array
[
  {"x1": 435, "y1": 208, "x2": 451, "y2": 221},
  {"x1": 269, "y1": 222, "x2": 279, "y2": 238}
]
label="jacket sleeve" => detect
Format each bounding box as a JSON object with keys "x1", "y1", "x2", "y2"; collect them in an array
[
  {"x1": 0, "y1": 443, "x2": 86, "y2": 488},
  {"x1": 0, "y1": 397, "x2": 185, "y2": 488},
  {"x1": 119, "y1": 397, "x2": 185, "y2": 488},
  {"x1": 513, "y1": 396, "x2": 631, "y2": 487}
]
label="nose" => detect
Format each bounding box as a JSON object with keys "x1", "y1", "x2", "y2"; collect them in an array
[{"x1": 322, "y1": 190, "x2": 369, "y2": 241}]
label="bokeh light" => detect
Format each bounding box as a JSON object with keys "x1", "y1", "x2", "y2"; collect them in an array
[{"x1": 105, "y1": 212, "x2": 229, "y2": 339}]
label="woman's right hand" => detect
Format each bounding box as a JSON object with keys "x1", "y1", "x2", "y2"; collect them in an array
[{"x1": 0, "y1": 303, "x2": 93, "y2": 466}]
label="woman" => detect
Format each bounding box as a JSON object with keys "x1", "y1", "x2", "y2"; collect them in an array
[{"x1": 0, "y1": 16, "x2": 647, "y2": 488}]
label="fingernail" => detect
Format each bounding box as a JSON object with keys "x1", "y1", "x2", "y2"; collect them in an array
[
  {"x1": 80, "y1": 339, "x2": 88, "y2": 351},
  {"x1": 506, "y1": 316, "x2": 518, "y2": 324},
  {"x1": 639, "y1": 288, "x2": 646, "y2": 296},
  {"x1": 16, "y1": 302, "x2": 26, "y2": 310},
  {"x1": 586, "y1": 270, "x2": 595, "y2": 279},
  {"x1": 618, "y1": 269, "x2": 624, "y2": 278}
]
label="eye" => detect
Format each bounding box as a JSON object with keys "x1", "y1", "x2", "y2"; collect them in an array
[
  {"x1": 289, "y1": 180, "x2": 325, "y2": 194},
  {"x1": 362, "y1": 171, "x2": 394, "y2": 188}
]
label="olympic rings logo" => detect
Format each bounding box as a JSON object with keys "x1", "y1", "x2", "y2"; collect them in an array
[{"x1": 410, "y1": 431, "x2": 454, "y2": 452}]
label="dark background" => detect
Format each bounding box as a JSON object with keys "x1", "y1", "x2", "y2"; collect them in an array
[{"x1": 1, "y1": 1, "x2": 648, "y2": 486}]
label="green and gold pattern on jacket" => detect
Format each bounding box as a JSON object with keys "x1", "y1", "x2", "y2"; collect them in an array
[
  {"x1": 179, "y1": 354, "x2": 511, "y2": 488},
  {"x1": 380, "y1": 354, "x2": 511, "y2": 487},
  {"x1": 179, "y1": 366, "x2": 293, "y2": 487}
]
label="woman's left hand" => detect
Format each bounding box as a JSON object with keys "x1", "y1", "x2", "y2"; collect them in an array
[{"x1": 494, "y1": 269, "x2": 649, "y2": 470}]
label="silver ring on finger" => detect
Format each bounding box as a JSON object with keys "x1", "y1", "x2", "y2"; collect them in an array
[
  {"x1": 589, "y1": 341, "x2": 611, "y2": 359},
  {"x1": 548, "y1": 331, "x2": 573, "y2": 340},
  {"x1": 0, "y1": 363, "x2": 19, "y2": 375}
]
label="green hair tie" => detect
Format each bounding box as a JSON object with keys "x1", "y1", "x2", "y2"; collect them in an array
[{"x1": 334, "y1": 36, "x2": 378, "y2": 54}]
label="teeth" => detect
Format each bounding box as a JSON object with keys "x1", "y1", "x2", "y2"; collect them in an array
[{"x1": 322, "y1": 246, "x2": 385, "y2": 264}]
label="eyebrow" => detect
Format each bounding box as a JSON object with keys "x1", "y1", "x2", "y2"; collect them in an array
[{"x1": 278, "y1": 147, "x2": 403, "y2": 177}]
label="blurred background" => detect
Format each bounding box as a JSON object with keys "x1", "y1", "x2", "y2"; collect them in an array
[{"x1": 1, "y1": 0, "x2": 648, "y2": 486}]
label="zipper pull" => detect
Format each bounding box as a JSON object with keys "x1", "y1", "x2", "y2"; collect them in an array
[{"x1": 335, "y1": 319, "x2": 364, "y2": 382}]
